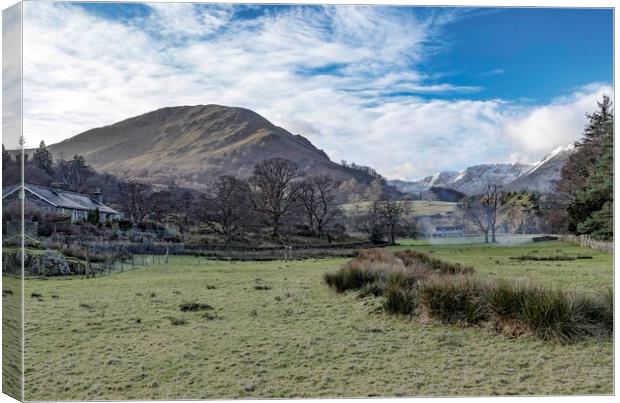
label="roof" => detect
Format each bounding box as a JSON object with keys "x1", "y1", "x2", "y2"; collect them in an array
[{"x1": 3, "y1": 184, "x2": 120, "y2": 215}]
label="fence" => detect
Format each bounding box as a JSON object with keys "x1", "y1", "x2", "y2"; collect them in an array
[
  {"x1": 561, "y1": 234, "x2": 613, "y2": 254},
  {"x1": 81, "y1": 252, "x2": 171, "y2": 278}
]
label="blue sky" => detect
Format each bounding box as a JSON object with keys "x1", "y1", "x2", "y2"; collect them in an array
[{"x1": 18, "y1": 3, "x2": 614, "y2": 180}]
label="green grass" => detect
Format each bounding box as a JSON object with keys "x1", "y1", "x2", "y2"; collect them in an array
[
  {"x1": 22, "y1": 241, "x2": 612, "y2": 399},
  {"x1": 340, "y1": 200, "x2": 456, "y2": 217},
  {"x1": 390, "y1": 241, "x2": 612, "y2": 294},
  {"x1": 2, "y1": 274, "x2": 22, "y2": 401}
]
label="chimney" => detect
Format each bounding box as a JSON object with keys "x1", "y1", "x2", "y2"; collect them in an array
[
  {"x1": 51, "y1": 182, "x2": 63, "y2": 193},
  {"x1": 92, "y1": 190, "x2": 103, "y2": 204}
]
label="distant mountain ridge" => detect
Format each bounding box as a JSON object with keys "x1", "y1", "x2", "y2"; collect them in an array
[
  {"x1": 47, "y1": 105, "x2": 375, "y2": 189},
  {"x1": 390, "y1": 144, "x2": 575, "y2": 196}
]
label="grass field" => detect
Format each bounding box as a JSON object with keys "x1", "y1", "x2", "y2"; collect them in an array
[
  {"x1": 341, "y1": 200, "x2": 456, "y2": 217},
  {"x1": 17, "y1": 241, "x2": 613, "y2": 399}
]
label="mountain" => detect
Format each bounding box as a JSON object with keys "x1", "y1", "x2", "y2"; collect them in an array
[
  {"x1": 390, "y1": 145, "x2": 575, "y2": 196},
  {"x1": 504, "y1": 144, "x2": 575, "y2": 193},
  {"x1": 47, "y1": 105, "x2": 374, "y2": 189},
  {"x1": 391, "y1": 163, "x2": 531, "y2": 196}
]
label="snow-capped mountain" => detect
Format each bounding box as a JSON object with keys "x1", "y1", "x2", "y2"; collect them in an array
[
  {"x1": 504, "y1": 144, "x2": 575, "y2": 193},
  {"x1": 390, "y1": 144, "x2": 575, "y2": 196}
]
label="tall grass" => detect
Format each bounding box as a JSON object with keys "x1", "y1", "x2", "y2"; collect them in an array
[
  {"x1": 324, "y1": 248, "x2": 612, "y2": 343},
  {"x1": 395, "y1": 250, "x2": 474, "y2": 276},
  {"x1": 419, "y1": 277, "x2": 613, "y2": 342},
  {"x1": 418, "y1": 275, "x2": 489, "y2": 325}
]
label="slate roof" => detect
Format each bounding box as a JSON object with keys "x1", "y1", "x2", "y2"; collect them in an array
[{"x1": 3, "y1": 184, "x2": 120, "y2": 215}]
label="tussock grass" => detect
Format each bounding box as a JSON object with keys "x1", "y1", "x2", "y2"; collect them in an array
[
  {"x1": 325, "y1": 248, "x2": 612, "y2": 343},
  {"x1": 323, "y1": 249, "x2": 426, "y2": 295},
  {"x1": 418, "y1": 275, "x2": 489, "y2": 325},
  {"x1": 383, "y1": 282, "x2": 417, "y2": 315},
  {"x1": 395, "y1": 250, "x2": 474, "y2": 275},
  {"x1": 418, "y1": 276, "x2": 613, "y2": 342}
]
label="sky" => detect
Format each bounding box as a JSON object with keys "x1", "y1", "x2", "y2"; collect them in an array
[{"x1": 12, "y1": 2, "x2": 614, "y2": 180}]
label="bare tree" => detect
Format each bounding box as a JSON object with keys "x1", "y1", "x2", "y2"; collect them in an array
[
  {"x1": 458, "y1": 196, "x2": 489, "y2": 243},
  {"x1": 202, "y1": 176, "x2": 253, "y2": 244},
  {"x1": 379, "y1": 198, "x2": 410, "y2": 245},
  {"x1": 298, "y1": 175, "x2": 341, "y2": 238},
  {"x1": 250, "y1": 158, "x2": 303, "y2": 238},
  {"x1": 458, "y1": 182, "x2": 501, "y2": 243},
  {"x1": 357, "y1": 200, "x2": 385, "y2": 244},
  {"x1": 483, "y1": 183, "x2": 501, "y2": 243},
  {"x1": 118, "y1": 181, "x2": 150, "y2": 222}
]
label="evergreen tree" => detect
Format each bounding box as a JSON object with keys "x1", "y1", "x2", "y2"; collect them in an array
[
  {"x1": 561, "y1": 96, "x2": 614, "y2": 239},
  {"x1": 33, "y1": 140, "x2": 54, "y2": 175},
  {"x1": 572, "y1": 125, "x2": 614, "y2": 239}
]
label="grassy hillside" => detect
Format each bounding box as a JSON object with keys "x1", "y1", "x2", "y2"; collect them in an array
[
  {"x1": 21, "y1": 241, "x2": 612, "y2": 399},
  {"x1": 47, "y1": 105, "x2": 373, "y2": 188}
]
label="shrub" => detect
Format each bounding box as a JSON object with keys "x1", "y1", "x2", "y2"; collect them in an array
[{"x1": 418, "y1": 276, "x2": 489, "y2": 325}]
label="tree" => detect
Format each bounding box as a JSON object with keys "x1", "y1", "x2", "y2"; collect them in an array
[
  {"x1": 379, "y1": 197, "x2": 409, "y2": 245},
  {"x1": 357, "y1": 200, "x2": 385, "y2": 244},
  {"x1": 554, "y1": 95, "x2": 614, "y2": 235},
  {"x1": 458, "y1": 196, "x2": 489, "y2": 243},
  {"x1": 500, "y1": 191, "x2": 541, "y2": 234},
  {"x1": 86, "y1": 208, "x2": 100, "y2": 225},
  {"x1": 298, "y1": 175, "x2": 341, "y2": 238},
  {"x1": 147, "y1": 190, "x2": 175, "y2": 225},
  {"x1": 572, "y1": 123, "x2": 614, "y2": 240},
  {"x1": 458, "y1": 182, "x2": 501, "y2": 243},
  {"x1": 55, "y1": 155, "x2": 93, "y2": 192},
  {"x1": 250, "y1": 158, "x2": 303, "y2": 239},
  {"x1": 118, "y1": 181, "x2": 150, "y2": 222},
  {"x1": 33, "y1": 141, "x2": 54, "y2": 175},
  {"x1": 202, "y1": 176, "x2": 254, "y2": 244}
]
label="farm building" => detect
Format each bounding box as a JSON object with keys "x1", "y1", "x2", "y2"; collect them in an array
[
  {"x1": 432, "y1": 225, "x2": 464, "y2": 237},
  {"x1": 2, "y1": 184, "x2": 122, "y2": 223}
]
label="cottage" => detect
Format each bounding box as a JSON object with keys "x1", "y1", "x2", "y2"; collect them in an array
[
  {"x1": 432, "y1": 225, "x2": 464, "y2": 237},
  {"x1": 2, "y1": 184, "x2": 122, "y2": 223}
]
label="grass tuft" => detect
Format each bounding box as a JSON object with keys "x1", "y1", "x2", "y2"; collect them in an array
[{"x1": 179, "y1": 302, "x2": 213, "y2": 312}]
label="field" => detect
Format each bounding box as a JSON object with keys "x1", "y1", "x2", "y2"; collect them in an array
[
  {"x1": 16, "y1": 241, "x2": 613, "y2": 400},
  {"x1": 340, "y1": 200, "x2": 456, "y2": 217}
]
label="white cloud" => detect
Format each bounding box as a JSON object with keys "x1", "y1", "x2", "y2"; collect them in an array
[
  {"x1": 20, "y1": 3, "x2": 612, "y2": 181},
  {"x1": 503, "y1": 84, "x2": 613, "y2": 155}
]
